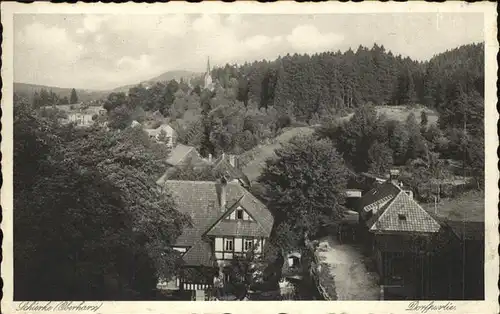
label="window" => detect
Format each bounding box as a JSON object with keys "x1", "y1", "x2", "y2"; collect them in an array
[
  {"x1": 244, "y1": 238, "x2": 253, "y2": 251},
  {"x1": 236, "y1": 209, "x2": 244, "y2": 220},
  {"x1": 224, "y1": 238, "x2": 234, "y2": 251},
  {"x1": 398, "y1": 214, "x2": 407, "y2": 221}
]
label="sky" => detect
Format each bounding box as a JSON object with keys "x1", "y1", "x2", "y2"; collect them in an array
[{"x1": 14, "y1": 13, "x2": 484, "y2": 90}]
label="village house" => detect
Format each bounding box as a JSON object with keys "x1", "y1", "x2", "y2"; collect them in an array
[
  {"x1": 144, "y1": 123, "x2": 177, "y2": 148},
  {"x1": 166, "y1": 144, "x2": 206, "y2": 168},
  {"x1": 156, "y1": 147, "x2": 250, "y2": 188},
  {"x1": 357, "y1": 169, "x2": 442, "y2": 300},
  {"x1": 157, "y1": 176, "x2": 274, "y2": 300},
  {"x1": 209, "y1": 153, "x2": 251, "y2": 188},
  {"x1": 428, "y1": 218, "x2": 485, "y2": 300},
  {"x1": 41, "y1": 103, "x2": 106, "y2": 127}
]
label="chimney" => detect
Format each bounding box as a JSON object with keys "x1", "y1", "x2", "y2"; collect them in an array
[
  {"x1": 389, "y1": 169, "x2": 400, "y2": 186},
  {"x1": 208, "y1": 153, "x2": 213, "y2": 163},
  {"x1": 217, "y1": 176, "x2": 228, "y2": 211}
]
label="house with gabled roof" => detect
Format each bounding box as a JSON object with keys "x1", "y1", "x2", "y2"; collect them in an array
[
  {"x1": 156, "y1": 151, "x2": 251, "y2": 188},
  {"x1": 144, "y1": 123, "x2": 177, "y2": 148},
  {"x1": 425, "y1": 217, "x2": 485, "y2": 300},
  {"x1": 210, "y1": 153, "x2": 251, "y2": 188},
  {"x1": 158, "y1": 176, "x2": 274, "y2": 295},
  {"x1": 357, "y1": 170, "x2": 442, "y2": 299},
  {"x1": 166, "y1": 144, "x2": 206, "y2": 167}
]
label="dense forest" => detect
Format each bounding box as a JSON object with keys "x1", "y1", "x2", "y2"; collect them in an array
[
  {"x1": 94, "y1": 43, "x2": 484, "y2": 160},
  {"x1": 213, "y1": 43, "x2": 483, "y2": 121}
]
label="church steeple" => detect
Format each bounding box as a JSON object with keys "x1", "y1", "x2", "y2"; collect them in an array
[{"x1": 204, "y1": 56, "x2": 214, "y2": 91}]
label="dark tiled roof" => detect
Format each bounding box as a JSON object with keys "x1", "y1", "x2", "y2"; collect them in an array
[
  {"x1": 204, "y1": 193, "x2": 274, "y2": 238},
  {"x1": 212, "y1": 156, "x2": 251, "y2": 187},
  {"x1": 164, "y1": 180, "x2": 244, "y2": 246},
  {"x1": 341, "y1": 209, "x2": 359, "y2": 224},
  {"x1": 166, "y1": 144, "x2": 198, "y2": 166},
  {"x1": 359, "y1": 181, "x2": 401, "y2": 221},
  {"x1": 446, "y1": 220, "x2": 484, "y2": 241},
  {"x1": 360, "y1": 172, "x2": 388, "y2": 182},
  {"x1": 182, "y1": 241, "x2": 215, "y2": 267},
  {"x1": 155, "y1": 167, "x2": 177, "y2": 186},
  {"x1": 369, "y1": 191, "x2": 441, "y2": 233},
  {"x1": 163, "y1": 180, "x2": 273, "y2": 266}
]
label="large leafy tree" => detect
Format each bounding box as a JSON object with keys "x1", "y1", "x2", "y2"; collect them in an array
[
  {"x1": 59, "y1": 126, "x2": 190, "y2": 281},
  {"x1": 258, "y1": 135, "x2": 349, "y2": 238},
  {"x1": 104, "y1": 92, "x2": 128, "y2": 112},
  {"x1": 335, "y1": 105, "x2": 387, "y2": 172},
  {"x1": 367, "y1": 141, "x2": 394, "y2": 175},
  {"x1": 108, "y1": 105, "x2": 133, "y2": 130},
  {"x1": 14, "y1": 100, "x2": 189, "y2": 300},
  {"x1": 405, "y1": 112, "x2": 429, "y2": 162}
]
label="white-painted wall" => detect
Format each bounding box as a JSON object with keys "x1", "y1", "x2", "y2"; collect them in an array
[
  {"x1": 214, "y1": 237, "x2": 265, "y2": 258},
  {"x1": 235, "y1": 238, "x2": 242, "y2": 252},
  {"x1": 215, "y1": 238, "x2": 223, "y2": 251}
]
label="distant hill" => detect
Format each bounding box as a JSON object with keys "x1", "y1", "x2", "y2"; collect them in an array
[
  {"x1": 111, "y1": 70, "x2": 201, "y2": 93},
  {"x1": 15, "y1": 70, "x2": 202, "y2": 102},
  {"x1": 148, "y1": 70, "x2": 201, "y2": 84},
  {"x1": 14, "y1": 83, "x2": 108, "y2": 103}
]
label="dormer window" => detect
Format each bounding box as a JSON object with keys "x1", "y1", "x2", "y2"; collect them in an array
[
  {"x1": 403, "y1": 190, "x2": 413, "y2": 199},
  {"x1": 227, "y1": 206, "x2": 253, "y2": 221},
  {"x1": 398, "y1": 214, "x2": 407, "y2": 221}
]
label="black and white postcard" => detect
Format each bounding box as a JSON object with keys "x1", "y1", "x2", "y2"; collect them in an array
[{"x1": 1, "y1": 2, "x2": 498, "y2": 314}]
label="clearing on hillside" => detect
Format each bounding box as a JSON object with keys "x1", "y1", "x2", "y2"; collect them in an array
[{"x1": 341, "y1": 105, "x2": 439, "y2": 126}]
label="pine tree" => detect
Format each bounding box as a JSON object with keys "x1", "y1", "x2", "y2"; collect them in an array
[
  {"x1": 420, "y1": 111, "x2": 428, "y2": 129},
  {"x1": 70, "y1": 88, "x2": 79, "y2": 104}
]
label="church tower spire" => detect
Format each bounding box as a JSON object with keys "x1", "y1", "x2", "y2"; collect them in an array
[{"x1": 204, "y1": 56, "x2": 214, "y2": 91}]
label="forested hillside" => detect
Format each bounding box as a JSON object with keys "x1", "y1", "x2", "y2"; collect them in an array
[
  {"x1": 14, "y1": 83, "x2": 108, "y2": 104},
  {"x1": 20, "y1": 43, "x2": 484, "y2": 170},
  {"x1": 211, "y1": 43, "x2": 483, "y2": 124}
]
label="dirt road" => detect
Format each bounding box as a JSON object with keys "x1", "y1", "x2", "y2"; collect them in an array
[{"x1": 316, "y1": 236, "x2": 380, "y2": 300}]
